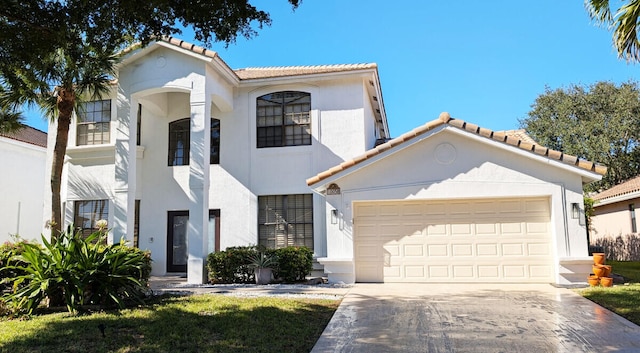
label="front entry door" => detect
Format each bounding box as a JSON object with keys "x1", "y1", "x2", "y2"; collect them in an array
[{"x1": 167, "y1": 211, "x2": 188, "y2": 273}]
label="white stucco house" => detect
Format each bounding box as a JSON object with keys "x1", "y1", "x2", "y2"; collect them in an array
[
  {"x1": 0, "y1": 125, "x2": 47, "y2": 243},
  {"x1": 46, "y1": 37, "x2": 605, "y2": 285}
]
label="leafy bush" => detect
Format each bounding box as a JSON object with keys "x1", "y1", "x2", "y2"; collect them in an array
[
  {"x1": 274, "y1": 246, "x2": 313, "y2": 283},
  {"x1": 0, "y1": 240, "x2": 34, "y2": 295},
  {"x1": 206, "y1": 245, "x2": 313, "y2": 284},
  {"x1": 207, "y1": 246, "x2": 258, "y2": 283},
  {"x1": 2, "y1": 226, "x2": 151, "y2": 314}
]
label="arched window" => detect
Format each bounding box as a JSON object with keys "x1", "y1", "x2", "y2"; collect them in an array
[
  {"x1": 168, "y1": 118, "x2": 221, "y2": 166},
  {"x1": 257, "y1": 91, "x2": 311, "y2": 148},
  {"x1": 168, "y1": 118, "x2": 190, "y2": 166}
]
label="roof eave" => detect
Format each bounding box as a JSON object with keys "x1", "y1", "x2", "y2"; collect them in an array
[{"x1": 594, "y1": 190, "x2": 640, "y2": 207}]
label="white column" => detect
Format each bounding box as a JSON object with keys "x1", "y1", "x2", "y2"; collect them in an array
[
  {"x1": 113, "y1": 96, "x2": 138, "y2": 245},
  {"x1": 187, "y1": 90, "x2": 211, "y2": 284}
]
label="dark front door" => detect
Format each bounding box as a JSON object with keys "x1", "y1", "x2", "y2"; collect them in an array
[{"x1": 167, "y1": 211, "x2": 188, "y2": 272}]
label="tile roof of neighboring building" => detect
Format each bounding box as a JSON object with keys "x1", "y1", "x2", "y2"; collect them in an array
[
  {"x1": 234, "y1": 63, "x2": 378, "y2": 80},
  {"x1": 592, "y1": 175, "x2": 640, "y2": 202},
  {"x1": 306, "y1": 112, "x2": 607, "y2": 186},
  {"x1": 159, "y1": 37, "x2": 378, "y2": 80},
  {"x1": 0, "y1": 125, "x2": 47, "y2": 148}
]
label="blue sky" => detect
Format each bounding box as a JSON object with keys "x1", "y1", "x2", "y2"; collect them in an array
[{"x1": 25, "y1": 1, "x2": 639, "y2": 137}]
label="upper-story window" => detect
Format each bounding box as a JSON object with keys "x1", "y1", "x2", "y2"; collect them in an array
[
  {"x1": 77, "y1": 100, "x2": 111, "y2": 145},
  {"x1": 211, "y1": 118, "x2": 220, "y2": 164},
  {"x1": 168, "y1": 118, "x2": 190, "y2": 166},
  {"x1": 257, "y1": 91, "x2": 311, "y2": 148},
  {"x1": 168, "y1": 118, "x2": 221, "y2": 166}
]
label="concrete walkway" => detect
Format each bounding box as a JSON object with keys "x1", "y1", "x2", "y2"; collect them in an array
[
  {"x1": 148, "y1": 275, "x2": 352, "y2": 298},
  {"x1": 311, "y1": 283, "x2": 640, "y2": 353}
]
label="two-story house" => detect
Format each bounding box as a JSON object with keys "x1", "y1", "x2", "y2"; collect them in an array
[
  {"x1": 46, "y1": 37, "x2": 605, "y2": 286},
  {"x1": 45, "y1": 37, "x2": 388, "y2": 284}
]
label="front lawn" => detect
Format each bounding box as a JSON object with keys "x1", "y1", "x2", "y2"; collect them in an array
[
  {"x1": 577, "y1": 260, "x2": 640, "y2": 326},
  {"x1": 0, "y1": 294, "x2": 340, "y2": 353}
]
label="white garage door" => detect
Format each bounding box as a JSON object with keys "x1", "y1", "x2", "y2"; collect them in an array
[{"x1": 354, "y1": 198, "x2": 554, "y2": 283}]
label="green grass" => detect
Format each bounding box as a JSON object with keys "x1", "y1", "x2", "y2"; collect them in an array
[
  {"x1": 0, "y1": 294, "x2": 340, "y2": 353},
  {"x1": 577, "y1": 261, "x2": 640, "y2": 326}
]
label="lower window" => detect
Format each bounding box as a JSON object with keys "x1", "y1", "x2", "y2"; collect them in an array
[
  {"x1": 258, "y1": 194, "x2": 313, "y2": 249},
  {"x1": 74, "y1": 200, "x2": 109, "y2": 238}
]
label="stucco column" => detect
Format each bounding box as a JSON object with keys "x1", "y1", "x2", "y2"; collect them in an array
[
  {"x1": 187, "y1": 90, "x2": 211, "y2": 284},
  {"x1": 113, "y1": 95, "x2": 138, "y2": 244}
]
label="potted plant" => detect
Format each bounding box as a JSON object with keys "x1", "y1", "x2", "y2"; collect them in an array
[{"x1": 249, "y1": 252, "x2": 277, "y2": 285}]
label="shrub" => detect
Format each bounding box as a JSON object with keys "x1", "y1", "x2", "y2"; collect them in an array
[
  {"x1": 0, "y1": 240, "x2": 34, "y2": 295},
  {"x1": 206, "y1": 245, "x2": 313, "y2": 284},
  {"x1": 274, "y1": 246, "x2": 313, "y2": 283},
  {"x1": 2, "y1": 226, "x2": 151, "y2": 314},
  {"x1": 207, "y1": 246, "x2": 258, "y2": 283}
]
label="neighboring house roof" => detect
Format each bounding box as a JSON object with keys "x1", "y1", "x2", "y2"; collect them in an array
[
  {"x1": 592, "y1": 175, "x2": 640, "y2": 204},
  {"x1": 306, "y1": 112, "x2": 607, "y2": 186},
  {"x1": 0, "y1": 125, "x2": 47, "y2": 148}
]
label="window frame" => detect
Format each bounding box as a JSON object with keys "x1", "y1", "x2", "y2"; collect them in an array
[
  {"x1": 73, "y1": 200, "x2": 109, "y2": 238},
  {"x1": 256, "y1": 91, "x2": 311, "y2": 148},
  {"x1": 76, "y1": 99, "x2": 111, "y2": 146},
  {"x1": 258, "y1": 194, "x2": 313, "y2": 249},
  {"x1": 210, "y1": 118, "x2": 220, "y2": 164},
  {"x1": 168, "y1": 118, "x2": 190, "y2": 166}
]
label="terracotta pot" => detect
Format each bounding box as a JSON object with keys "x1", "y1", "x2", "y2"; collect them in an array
[
  {"x1": 600, "y1": 277, "x2": 613, "y2": 287},
  {"x1": 587, "y1": 275, "x2": 600, "y2": 287},
  {"x1": 593, "y1": 253, "x2": 606, "y2": 265},
  {"x1": 601, "y1": 265, "x2": 612, "y2": 278},
  {"x1": 592, "y1": 265, "x2": 606, "y2": 278}
]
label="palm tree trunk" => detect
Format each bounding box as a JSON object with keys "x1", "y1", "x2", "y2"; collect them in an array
[{"x1": 50, "y1": 87, "x2": 75, "y2": 239}]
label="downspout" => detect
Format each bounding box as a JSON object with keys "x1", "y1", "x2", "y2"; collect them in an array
[{"x1": 561, "y1": 184, "x2": 571, "y2": 256}]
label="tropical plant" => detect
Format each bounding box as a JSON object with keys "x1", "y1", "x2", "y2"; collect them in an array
[
  {"x1": 2, "y1": 226, "x2": 151, "y2": 314},
  {"x1": 0, "y1": 0, "x2": 300, "y2": 238},
  {"x1": 248, "y1": 252, "x2": 277, "y2": 269},
  {"x1": 586, "y1": 0, "x2": 640, "y2": 61}
]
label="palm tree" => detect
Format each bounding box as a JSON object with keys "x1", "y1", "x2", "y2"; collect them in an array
[
  {"x1": 586, "y1": 0, "x2": 640, "y2": 61},
  {"x1": 0, "y1": 107, "x2": 23, "y2": 133},
  {"x1": 0, "y1": 43, "x2": 118, "y2": 237}
]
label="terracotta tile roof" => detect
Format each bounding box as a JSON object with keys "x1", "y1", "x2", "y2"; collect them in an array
[
  {"x1": 306, "y1": 112, "x2": 607, "y2": 186},
  {"x1": 498, "y1": 129, "x2": 539, "y2": 145},
  {"x1": 592, "y1": 175, "x2": 640, "y2": 202},
  {"x1": 234, "y1": 63, "x2": 378, "y2": 80},
  {"x1": 158, "y1": 37, "x2": 377, "y2": 80},
  {"x1": 0, "y1": 125, "x2": 47, "y2": 148}
]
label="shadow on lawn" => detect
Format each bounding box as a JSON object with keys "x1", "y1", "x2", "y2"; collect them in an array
[{"x1": 0, "y1": 294, "x2": 338, "y2": 353}]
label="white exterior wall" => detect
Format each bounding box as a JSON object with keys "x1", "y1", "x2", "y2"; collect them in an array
[
  {"x1": 52, "y1": 42, "x2": 380, "y2": 281},
  {"x1": 318, "y1": 128, "x2": 593, "y2": 285},
  {"x1": 0, "y1": 137, "x2": 46, "y2": 242}
]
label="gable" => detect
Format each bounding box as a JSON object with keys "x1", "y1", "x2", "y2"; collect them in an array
[{"x1": 307, "y1": 112, "x2": 605, "y2": 188}]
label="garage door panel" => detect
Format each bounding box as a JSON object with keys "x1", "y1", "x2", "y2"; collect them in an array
[
  {"x1": 476, "y1": 223, "x2": 498, "y2": 235},
  {"x1": 426, "y1": 224, "x2": 447, "y2": 236},
  {"x1": 452, "y1": 244, "x2": 473, "y2": 256},
  {"x1": 502, "y1": 243, "x2": 524, "y2": 256},
  {"x1": 427, "y1": 244, "x2": 448, "y2": 256},
  {"x1": 402, "y1": 244, "x2": 425, "y2": 257},
  {"x1": 354, "y1": 197, "x2": 554, "y2": 283},
  {"x1": 451, "y1": 223, "x2": 472, "y2": 235},
  {"x1": 476, "y1": 243, "x2": 499, "y2": 256}
]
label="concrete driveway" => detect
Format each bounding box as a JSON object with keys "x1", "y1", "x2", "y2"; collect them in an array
[{"x1": 312, "y1": 283, "x2": 640, "y2": 353}]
